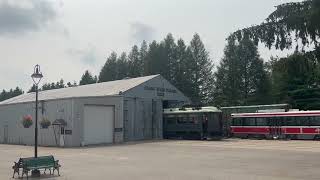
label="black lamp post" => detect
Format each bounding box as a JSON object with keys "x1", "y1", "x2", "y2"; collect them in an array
[{"x1": 31, "y1": 64, "x2": 43, "y2": 176}]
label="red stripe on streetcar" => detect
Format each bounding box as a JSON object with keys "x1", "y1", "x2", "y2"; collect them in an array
[
  {"x1": 231, "y1": 127, "x2": 320, "y2": 135},
  {"x1": 302, "y1": 128, "x2": 320, "y2": 134},
  {"x1": 231, "y1": 127, "x2": 269, "y2": 134},
  {"x1": 284, "y1": 128, "x2": 300, "y2": 134}
]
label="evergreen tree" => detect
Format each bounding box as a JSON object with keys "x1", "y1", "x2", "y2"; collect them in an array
[
  {"x1": 41, "y1": 79, "x2": 68, "y2": 91},
  {"x1": 67, "y1": 81, "x2": 77, "y2": 87},
  {"x1": 116, "y1": 52, "x2": 129, "y2": 79},
  {"x1": 231, "y1": 0, "x2": 320, "y2": 59},
  {"x1": 271, "y1": 53, "x2": 320, "y2": 110},
  {"x1": 214, "y1": 37, "x2": 271, "y2": 106},
  {"x1": 41, "y1": 83, "x2": 51, "y2": 90},
  {"x1": 99, "y1": 52, "x2": 118, "y2": 82},
  {"x1": 161, "y1": 33, "x2": 177, "y2": 82},
  {"x1": 0, "y1": 87, "x2": 23, "y2": 101},
  {"x1": 56, "y1": 79, "x2": 65, "y2": 89},
  {"x1": 174, "y1": 39, "x2": 189, "y2": 93},
  {"x1": 139, "y1": 41, "x2": 148, "y2": 75},
  {"x1": 28, "y1": 84, "x2": 37, "y2": 93},
  {"x1": 79, "y1": 70, "x2": 97, "y2": 85},
  {"x1": 128, "y1": 45, "x2": 143, "y2": 77},
  {"x1": 145, "y1": 41, "x2": 164, "y2": 75},
  {"x1": 187, "y1": 33, "x2": 214, "y2": 104}
]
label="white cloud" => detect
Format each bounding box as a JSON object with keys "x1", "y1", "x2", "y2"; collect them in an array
[
  {"x1": 0, "y1": 0, "x2": 59, "y2": 36},
  {"x1": 130, "y1": 22, "x2": 155, "y2": 44},
  {"x1": 0, "y1": 0, "x2": 305, "y2": 92}
]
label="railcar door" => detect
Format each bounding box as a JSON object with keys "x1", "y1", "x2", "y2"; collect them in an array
[{"x1": 269, "y1": 117, "x2": 282, "y2": 139}]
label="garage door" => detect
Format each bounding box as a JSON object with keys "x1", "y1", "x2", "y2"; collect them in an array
[{"x1": 83, "y1": 105, "x2": 114, "y2": 145}]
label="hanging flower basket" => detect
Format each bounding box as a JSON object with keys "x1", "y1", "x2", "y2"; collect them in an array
[
  {"x1": 22, "y1": 115, "x2": 33, "y2": 128},
  {"x1": 40, "y1": 117, "x2": 51, "y2": 129}
]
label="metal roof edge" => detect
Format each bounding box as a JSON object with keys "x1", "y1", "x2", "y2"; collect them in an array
[
  {"x1": 122, "y1": 74, "x2": 160, "y2": 95},
  {"x1": 0, "y1": 95, "x2": 123, "y2": 107}
]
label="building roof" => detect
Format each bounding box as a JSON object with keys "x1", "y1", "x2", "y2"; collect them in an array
[{"x1": 0, "y1": 75, "x2": 159, "y2": 105}]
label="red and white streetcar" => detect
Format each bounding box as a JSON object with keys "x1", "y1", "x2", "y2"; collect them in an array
[{"x1": 230, "y1": 111, "x2": 320, "y2": 140}]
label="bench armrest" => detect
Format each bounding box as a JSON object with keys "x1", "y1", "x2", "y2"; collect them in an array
[{"x1": 55, "y1": 160, "x2": 61, "y2": 167}]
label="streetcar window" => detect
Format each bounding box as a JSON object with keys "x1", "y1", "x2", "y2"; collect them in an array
[
  {"x1": 256, "y1": 117, "x2": 267, "y2": 126},
  {"x1": 243, "y1": 118, "x2": 255, "y2": 126},
  {"x1": 177, "y1": 115, "x2": 196, "y2": 124},
  {"x1": 165, "y1": 116, "x2": 176, "y2": 124},
  {"x1": 232, "y1": 118, "x2": 242, "y2": 126},
  {"x1": 285, "y1": 117, "x2": 296, "y2": 126},
  {"x1": 190, "y1": 114, "x2": 200, "y2": 124},
  {"x1": 177, "y1": 116, "x2": 188, "y2": 124},
  {"x1": 310, "y1": 116, "x2": 320, "y2": 126},
  {"x1": 295, "y1": 117, "x2": 310, "y2": 126},
  {"x1": 167, "y1": 118, "x2": 176, "y2": 124}
]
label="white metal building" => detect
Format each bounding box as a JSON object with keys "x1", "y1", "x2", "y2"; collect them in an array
[{"x1": 0, "y1": 75, "x2": 189, "y2": 147}]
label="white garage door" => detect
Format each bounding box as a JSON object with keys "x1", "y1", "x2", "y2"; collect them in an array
[{"x1": 83, "y1": 105, "x2": 114, "y2": 145}]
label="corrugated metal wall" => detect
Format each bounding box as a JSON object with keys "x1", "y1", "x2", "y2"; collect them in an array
[
  {"x1": 123, "y1": 97, "x2": 162, "y2": 141},
  {"x1": 0, "y1": 99, "x2": 74, "y2": 146}
]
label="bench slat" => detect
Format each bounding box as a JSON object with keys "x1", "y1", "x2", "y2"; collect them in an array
[{"x1": 21, "y1": 155, "x2": 55, "y2": 170}]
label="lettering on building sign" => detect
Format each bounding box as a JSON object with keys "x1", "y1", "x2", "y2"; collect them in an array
[
  {"x1": 65, "y1": 129, "x2": 72, "y2": 135},
  {"x1": 144, "y1": 86, "x2": 177, "y2": 96}
]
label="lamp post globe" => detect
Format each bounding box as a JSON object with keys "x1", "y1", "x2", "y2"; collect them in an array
[
  {"x1": 31, "y1": 64, "x2": 43, "y2": 177},
  {"x1": 31, "y1": 64, "x2": 43, "y2": 85}
]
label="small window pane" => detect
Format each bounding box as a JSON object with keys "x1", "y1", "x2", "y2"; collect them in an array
[
  {"x1": 232, "y1": 118, "x2": 242, "y2": 126},
  {"x1": 167, "y1": 117, "x2": 176, "y2": 124},
  {"x1": 285, "y1": 117, "x2": 296, "y2": 126},
  {"x1": 295, "y1": 117, "x2": 309, "y2": 126},
  {"x1": 256, "y1": 117, "x2": 267, "y2": 126},
  {"x1": 177, "y1": 116, "x2": 187, "y2": 124},
  {"x1": 310, "y1": 116, "x2": 320, "y2": 126},
  {"x1": 243, "y1": 118, "x2": 255, "y2": 126}
]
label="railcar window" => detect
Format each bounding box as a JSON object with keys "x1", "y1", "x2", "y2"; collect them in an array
[
  {"x1": 295, "y1": 117, "x2": 310, "y2": 126},
  {"x1": 310, "y1": 116, "x2": 320, "y2": 126},
  {"x1": 243, "y1": 118, "x2": 255, "y2": 126},
  {"x1": 232, "y1": 118, "x2": 242, "y2": 126},
  {"x1": 284, "y1": 117, "x2": 296, "y2": 126},
  {"x1": 190, "y1": 114, "x2": 200, "y2": 124},
  {"x1": 177, "y1": 116, "x2": 189, "y2": 124},
  {"x1": 166, "y1": 117, "x2": 176, "y2": 124},
  {"x1": 256, "y1": 117, "x2": 267, "y2": 126}
]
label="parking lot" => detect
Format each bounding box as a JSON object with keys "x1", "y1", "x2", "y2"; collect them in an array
[{"x1": 2, "y1": 139, "x2": 320, "y2": 180}]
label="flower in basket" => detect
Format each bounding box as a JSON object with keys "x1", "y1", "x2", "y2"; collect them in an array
[
  {"x1": 40, "y1": 117, "x2": 51, "y2": 128},
  {"x1": 22, "y1": 115, "x2": 33, "y2": 128}
]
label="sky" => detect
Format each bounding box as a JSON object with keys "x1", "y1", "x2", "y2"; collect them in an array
[{"x1": 0, "y1": 0, "x2": 303, "y2": 91}]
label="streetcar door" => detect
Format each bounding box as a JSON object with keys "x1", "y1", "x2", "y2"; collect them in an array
[{"x1": 269, "y1": 117, "x2": 282, "y2": 139}]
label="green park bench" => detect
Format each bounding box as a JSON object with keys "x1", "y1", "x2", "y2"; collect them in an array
[{"x1": 12, "y1": 155, "x2": 61, "y2": 179}]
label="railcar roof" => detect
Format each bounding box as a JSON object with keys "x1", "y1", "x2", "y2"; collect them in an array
[
  {"x1": 163, "y1": 106, "x2": 221, "y2": 114},
  {"x1": 221, "y1": 104, "x2": 289, "y2": 109},
  {"x1": 231, "y1": 110, "x2": 320, "y2": 117}
]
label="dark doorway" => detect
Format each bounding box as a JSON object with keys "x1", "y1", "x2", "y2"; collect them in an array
[{"x1": 163, "y1": 100, "x2": 169, "y2": 109}]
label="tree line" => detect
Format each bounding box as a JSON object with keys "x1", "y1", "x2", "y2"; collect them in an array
[
  {"x1": 0, "y1": 87, "x2": 24, "y2": 102},
  {"x1": 1, "y1": 0, "x2": 319, "y2": 110}
]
